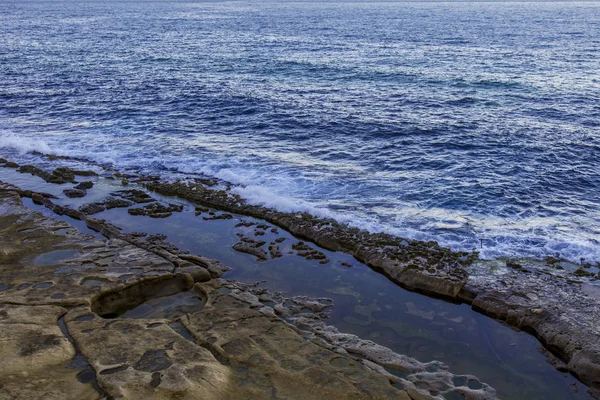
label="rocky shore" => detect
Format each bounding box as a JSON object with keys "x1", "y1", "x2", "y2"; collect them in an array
[
  {"x1": 1, "y1": 156, "x2": 599, "y2": 398},
  {"x1": 141, "y1": 176, "x2": 600, "y2": 394},
  {"x1": 143, "y1": 181, "x2": 600, "y2": 390},
  {"x1": 0, "y1": 178, "x2": 498, "y2": 399}
]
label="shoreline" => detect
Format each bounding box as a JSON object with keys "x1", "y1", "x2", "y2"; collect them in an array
[
  {"x1": 0, "y1": 180, "x2": 499, "y2": 400},
  {"x1": 147, "y1": 178, "x2": 600, "y2": 394},
  {"x1": 1, "y1": 155, "x2": 599, "y2": 398}
]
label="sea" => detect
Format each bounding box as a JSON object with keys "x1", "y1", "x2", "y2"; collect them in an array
[{"x1": 1, "y1": 0, "x2": 599, "y2": 264}]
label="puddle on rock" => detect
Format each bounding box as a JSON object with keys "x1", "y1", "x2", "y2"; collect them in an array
[
  {"x1": 33, "y1": 282, "x2": 54, "y2": 289},
  {"x1": 112, "y1": 290, "x2": 205, "y2": 320},
  {"x1": 34, "y1": 249, "x2": 81, "y2": 266},
  {"x1": 169, "y1": 320, "x2": 197, "y2": 344},
  {"x1": 81, "y1": 279, "x2": 105, "y2": 287},
  {"x1": 119, "y1": 274, "x2": 135, "y2": 282}
]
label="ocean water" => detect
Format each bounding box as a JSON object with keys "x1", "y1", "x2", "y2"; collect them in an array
[{"x1": 1, "y1": 0, "x2": 599, "y2": 263}]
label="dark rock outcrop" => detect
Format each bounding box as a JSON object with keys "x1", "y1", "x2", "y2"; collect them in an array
[{"x1": 63, "y1": 189, "x2": 87, "y2": 198}]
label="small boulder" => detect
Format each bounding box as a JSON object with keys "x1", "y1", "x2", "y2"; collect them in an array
[
  {"x1": 74, "y1": 181, "x2": 94, "y2": 190},
  {"x1": 63, "y1": 189, "x2": 87, "y2": 198}
]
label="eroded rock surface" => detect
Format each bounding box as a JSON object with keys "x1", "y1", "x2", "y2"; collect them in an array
[
  {"x1": 0, "y1": 304, "x2": 102, "y2": 400},
  {"x1": 214, "y1": 280, "x2": 498, "y2": 400},
  {"x1": 138, "y1": 179, "x2": 600, "y2": 393},
  {"x1": 3, "y1": 158, "x2": 600, "y2": 397},
  {"x1": 1, "y1": 182, "x2": 454, "y2": 399}
]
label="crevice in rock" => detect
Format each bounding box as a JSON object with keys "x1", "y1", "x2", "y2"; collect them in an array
[
  {"x1": 99, "y1": 365, "x2": 129, "y2": 375},
  {"x1": 57, "y1": 316, "x2": 113, "y2": 399},
  {"x1": 168, "y1": 320, "x2": 198, "y2": 344}
]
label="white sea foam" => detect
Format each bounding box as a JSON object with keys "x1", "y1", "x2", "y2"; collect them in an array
[
  {"x1": 229, "y1": 184, "x2": 600, "y2": 263},
  {"x1": 0, "y1": 132, "x2": 53, "y2": 155},
  {"x1": 0, "y1": 132, "x2": 598, "y2": 264}
]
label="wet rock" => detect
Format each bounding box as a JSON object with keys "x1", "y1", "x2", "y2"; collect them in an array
[
  {"x1": 79, "y1": 196, "x2": 133, "y2": 215},
  {"x1": 128, "y1": 202, "x2": 183, "y2": 218},
  {"x1": 202, "y1": 213, "x2": 233, "y2": 220},
  {"x1": 209, "y1": 280, "x2": 498, "y2": 400},
  {"x1": 268, "y1": 242, "x2": 282, "y2": 258},
  {"x1": 574, "y1": 267, "x2": 594, "y2": 277},
  {"x1": 91, "y1": 274, "x2": 195, "y2": 318},
  {"x1": 19, "y1": 165, "x2": 51, "y2": 181},
  {"x1": 182, "y1": 281, "x2": 409, "y2": 399},
  {"x1": 235, "y1": 220, "x2": 255, "y2": 228},
  {"x1": 0, "y1": 304, "x2": 101, "y2": 400},
  {"x1": 70, "y1": 169, "x2": 98, "y2": 177},
  {"x1": 79, "y1": 202, "x2": 106, "y2": 215},
  {"x1": 470, "y1": 285, "x2": 600, "y2": 392},
  {"x1": 114, "y1": 172, "x2": 137, "y2": 179},
  {"x1": 63, "y1": 189, "x2": 87, "y2": 198},
  {"x1": 232, "y1": 237, "x2": 268, "y2": 261},
  {"x1": 179, "y1": 265, "x2": 211, "y2": 283},
  {"x1": 104, "y1": 196, "x2": 133, "y2": 209},
  {"x1": 0, "y1": 182, "x2": 503, "y2": 399},
  {"x1": 194, "y1": 177, "x2": 218, "y2": 186},
  {"x1": 14, "y1": 165, "x2": 94, "y2": 185},
  {"x1": 4, "y1": 176, "x2": 600, "y2": 396},
  {"x1": 111, "y1": 189, "x2": 154, "y2": 204},
  {"x1": 293, "y1": 241, "x2": 329, "y2": 263},
  {"x1": 137, "y1": 175, "x2": 160, "y2": 183},
  {"x1": 194, "y1": 205, "x2": 209, "y2": 216},
  {"x1": 74, "y1": 181, "x2": 94, "y2": 190},
  {"x1": 134, "y1": 349, "x2": 172, "y2": 372}
]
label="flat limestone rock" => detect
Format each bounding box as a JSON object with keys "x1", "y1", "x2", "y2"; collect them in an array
[
  {"x1": 182, "y1": 284, "x2": 405, "y2": 400},
  {"x1": 0, "y1": 190, "x2": 175, "y2": 307},
  {"x1": 0, "y1": 304, "x2": 101, "y2": 400},
  {"x1": 64, "y1": 307, "x2": 233, "y2": 400}
]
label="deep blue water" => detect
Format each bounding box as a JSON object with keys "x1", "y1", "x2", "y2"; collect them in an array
[{"x1": 1, "y1": 0, "x2": 599, "y2": 263}]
